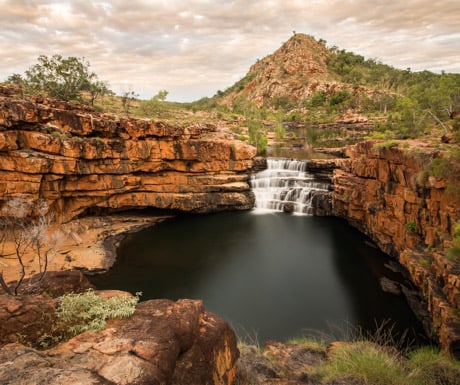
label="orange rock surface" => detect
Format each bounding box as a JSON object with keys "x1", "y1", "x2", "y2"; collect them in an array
[
  {"x1": 333, "y1": 140, "x2": 460, "y2": 357},
  {"x1": 0, "y1": 92, "x2": 256, "y2": 222}
]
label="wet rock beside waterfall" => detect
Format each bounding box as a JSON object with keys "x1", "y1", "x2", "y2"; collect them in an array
[{"x1": 283, "y1": 202, "x2": 295, "y2": 213}]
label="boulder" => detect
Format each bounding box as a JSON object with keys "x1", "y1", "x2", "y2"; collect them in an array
[{"x1": 0, "y1": 298, "x2": 239, "y2": 385}]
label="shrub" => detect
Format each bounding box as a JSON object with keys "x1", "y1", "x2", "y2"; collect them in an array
[
  {"x1": 329, "y1": 90, "x2": 350, "y2": 106},
  {"x1": 405, "y1": 220, "x2": 417, "y2": 233},
  {"x1": 374, "y1": 140, "x2": 400, "y2": 151},
  {"x1": 308, "y1": 90, "x2": 326, "y2": 107},
  {"x1": 39, "y1": 289, "x2": 141, "y2": 348}
]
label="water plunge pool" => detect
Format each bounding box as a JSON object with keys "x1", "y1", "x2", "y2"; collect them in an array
[{"x1": 91, "y1": 211, "x2": 426, "y2": 344}]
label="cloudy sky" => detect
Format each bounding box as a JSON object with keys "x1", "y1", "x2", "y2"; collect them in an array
[{"x1": 1, "y1": 0, "x2": 459, "y2": 102}]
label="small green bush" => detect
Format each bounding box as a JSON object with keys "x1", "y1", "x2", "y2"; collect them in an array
[
  {"x1": 57, "y1": 289, "x2": 141, "y2": 337},
  {"x1": 39, "y1": 289, "x2": 140, "y2": 348},
  {"x1": 374, "y1": 140, "x2": 400, "y2": 151},
  {"x1": 405, "y1": 220, "x2": 417, "y2": 233}
]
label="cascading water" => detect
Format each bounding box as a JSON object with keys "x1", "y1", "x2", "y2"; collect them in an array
[{"x1": 251, "y1": 158, "x2": 331, "y2": 215}]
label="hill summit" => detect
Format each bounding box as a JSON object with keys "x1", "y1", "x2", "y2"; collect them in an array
[{"x1": 218, "y1": 33, "x2": 337, "y2": 109}]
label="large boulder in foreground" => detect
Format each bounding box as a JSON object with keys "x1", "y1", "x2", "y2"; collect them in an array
[{"x1": 0, "y1": 298, "x2": 238, "y2": 385}]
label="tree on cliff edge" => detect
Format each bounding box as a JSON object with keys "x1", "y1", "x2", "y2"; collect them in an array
[{"x1": 18, "y1": 54, "x2": 111, "y2": 103}]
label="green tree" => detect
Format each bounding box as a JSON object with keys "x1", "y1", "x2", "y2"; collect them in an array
[
  {"x1": 22, "y1": 55, "x2": 106, "y2": 102},
  {"x1": 152, "y1": 89, "x2": 168, "y2": 102},
  {"x1": 120, "y1": 90, "x2": 138, "y2": 117},
  {"x1": 5, "y1": 73, "x2": 25, "y2": 96},
  {"x1": 87, "y1": 80, "x2": 112, "y2": 106}
]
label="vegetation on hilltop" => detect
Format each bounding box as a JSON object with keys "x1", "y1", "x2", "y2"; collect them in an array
[
  {"x1": 210, "y1": 33, "x2": 460, "y2": 151},
  {"x1": 3, "y1": 35, "x2": 460, "y2": 155}
]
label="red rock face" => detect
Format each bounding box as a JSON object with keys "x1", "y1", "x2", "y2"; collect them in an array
[
  {"x1": 333, "y1": 141, "x2": 460, "y2": 357},
  {"x1": 0, "y1": 297, "x2": 239, "y2": 385},
  {"x1": 0, "y1": 92, "x2": 256, "y2": 222}
]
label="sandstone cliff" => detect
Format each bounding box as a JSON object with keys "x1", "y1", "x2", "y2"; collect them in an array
[
  {"x1": 332, "y1": 141, "x2": 460, "y2": 357},
  {"x1": 0, "y1": 89, "x2": 256, "y2": 222}
]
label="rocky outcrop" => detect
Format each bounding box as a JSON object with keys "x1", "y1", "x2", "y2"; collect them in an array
[
  {"x1": 217, "y1": 33, "x2": 373, "y2": 113},
  {"x1": 0, "y1": 296, "x2": 238, "y2": 385},
  {"x1": 0, "y1": 91, "x2": 256, "y2": 222},
  {"x1": 332, "y1": 140, "x2": 460, "y2": 357}
]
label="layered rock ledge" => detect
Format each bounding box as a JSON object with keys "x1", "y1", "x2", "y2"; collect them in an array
[
  {"x1": 0, "y1": 90, "x2": 256, "y2": 222},
  {"x1": 332, "y1": 140, "x2": 460, "y2": 357}
]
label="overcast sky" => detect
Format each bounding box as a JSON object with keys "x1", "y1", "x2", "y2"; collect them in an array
[{"x1": 1, "y1": 0, "x2": 459, "y2": 102}]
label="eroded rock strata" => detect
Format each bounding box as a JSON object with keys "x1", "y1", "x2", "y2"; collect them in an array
[
  {"x1": 0, "y1": 90, "x2": 256, "y2": 222},
  {"x1": 332, "y1": 141, "x2": 460, "y2": 357}
]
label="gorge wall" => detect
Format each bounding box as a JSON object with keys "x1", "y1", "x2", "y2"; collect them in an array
[
  {"x1": 332, "y1": 140, "x2": 460, "y2": 357},
  {"x1": 0, "y1": 89, "x2": 256, "y2": 222}
]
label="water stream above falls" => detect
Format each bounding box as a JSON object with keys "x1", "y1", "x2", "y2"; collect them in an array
[{"x1": 91, "y1": 159, "x2": 427, "y2": 344}]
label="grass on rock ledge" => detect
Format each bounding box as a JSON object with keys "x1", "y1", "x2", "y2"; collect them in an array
[{"x1": 236, "y1": 336, "x2": 460, "y2": 385}]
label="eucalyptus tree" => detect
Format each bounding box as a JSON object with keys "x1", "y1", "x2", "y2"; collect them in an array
[{"x1": 16, "y1": 54, "x2": 112, "y2": 104}]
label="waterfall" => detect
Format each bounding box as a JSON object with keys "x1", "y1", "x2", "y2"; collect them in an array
[{"x1": 251, "y1": 158, "x2": 331, "y2": 215}]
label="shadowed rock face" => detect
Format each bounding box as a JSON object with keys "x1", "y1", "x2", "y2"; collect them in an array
[
  {"x1": 0, "y1": 90, "x2": 256, "y2": 222},
  {"x1": 0, "y1": 296, "x2": 239, "y2": 385},
  {"x1": 332, "y1": 140, "x2": 460, "y2": 357}
]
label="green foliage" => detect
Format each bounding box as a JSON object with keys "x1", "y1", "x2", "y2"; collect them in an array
[
  {"x1": 373, "y1": 140, "x2": 400, "y2": 151},
  {"x1": 20, "y1": 55, "x2": 110, "y2": 102},
  {"x1": 139, "y1": 90, "x2": 170, "y2": 117},
  {"x1": 247, "y1": 118, "x2": 267, "y2": 155},
  {"x1": 220, "y1": 72, "x2": 257, "y2": 96},
  {"x1": 446, "y1": 222, "x2": 460, "y2": 262},
  {"x1": 286, "y1": 337, "x2": 327, "y2": 353},
  {"x1": 55, "y1": 289, "x2": 140, "y2": 340},
  {"x1": 272, "y1": 95, "x2": 293, "y2": 110},
  {"x1": 430, "y1": 147, "x2": 460, "y2": 199},
  {"x1": 152, "y1": 89, "x2": 168, "y2": 102},
  {"x1": 274, "y1": 115, "x2": 286, "y2": 140},
  {"x1": 329, "y1": 90, "x2": 350, "y2": 106},
  {"x1": 320, "y1": 342, "x2": 460, "y2": 385},
  {"x1": 405, "y1": 220, "x2": 417, "y2": 233},
  {"x1": 308, "y1": 90, "x2": 326, "y2": 107},
  {"x1": 320, "y1": 341, "x2": 407, "y2": 385},
  {"x1": 407, "y1": 346, "x2": 460, "y2": 385},
  {"x1": 120, "y1": 90, "x2": 138, "y2": 117},
  {"x1": 419, "y1": 258, "x2": 430, "y2": 268}
]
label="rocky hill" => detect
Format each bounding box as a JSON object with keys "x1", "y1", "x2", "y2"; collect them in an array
[{"x1": 217, "y1": 33, "x2": 362, "y2": 110}]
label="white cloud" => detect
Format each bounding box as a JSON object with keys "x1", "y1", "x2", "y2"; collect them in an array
[{"x1": 0, "y1": 0, "x2": 458, "y2": 101}]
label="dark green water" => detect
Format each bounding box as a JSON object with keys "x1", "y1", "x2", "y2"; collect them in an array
[{"x1": 91, "y1": 211, "x2": 426, "y2": 343}]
